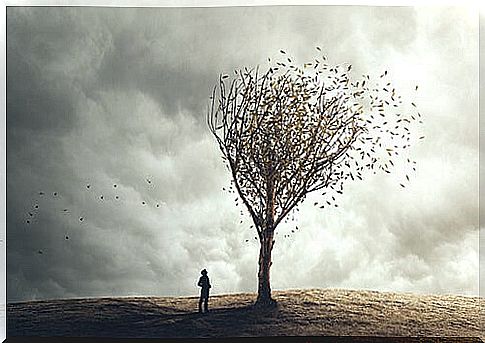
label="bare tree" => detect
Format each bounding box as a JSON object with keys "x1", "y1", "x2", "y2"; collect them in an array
[{"x1": 207, "y1": 49, "x2": 422, "y2": 306}]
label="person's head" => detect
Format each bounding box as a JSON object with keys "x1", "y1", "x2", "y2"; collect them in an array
[{"x1": 201, "y1": 269, "x2": 207, "y2": 275}]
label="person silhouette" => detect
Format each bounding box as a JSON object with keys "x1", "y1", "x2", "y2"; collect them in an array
[{"x1": 197, "y1": 269, "x2": 211, "y2": 313}]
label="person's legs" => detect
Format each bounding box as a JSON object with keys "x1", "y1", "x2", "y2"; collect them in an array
[
  {"x1": 198, "y1": 295, "x2": 203, "y2": 313},
  {"x1": 204, "y1": 294, "x2": 209, "y2": 312}
]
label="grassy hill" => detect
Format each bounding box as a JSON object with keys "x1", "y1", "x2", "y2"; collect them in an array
[{"x1": 7, "y1": 288, "x2": 483, "y2": 339}]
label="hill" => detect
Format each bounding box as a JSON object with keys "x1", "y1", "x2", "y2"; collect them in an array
[{"x1": 7, "y1": 288, "x2": 483, "y2": 339}]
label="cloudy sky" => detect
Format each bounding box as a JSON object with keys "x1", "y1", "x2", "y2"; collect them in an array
[{"x1": 6, "y1": 5, "x2": 479, "y2": 303}]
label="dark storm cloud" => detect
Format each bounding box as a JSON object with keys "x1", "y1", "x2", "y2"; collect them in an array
[{"x1": 6, "y1": 6, "x2": 478, "y2": 302}]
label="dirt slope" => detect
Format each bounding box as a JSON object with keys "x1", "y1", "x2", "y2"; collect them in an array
[{"x1": 7, "y1": 288, "x2": 484, "y2": 339}]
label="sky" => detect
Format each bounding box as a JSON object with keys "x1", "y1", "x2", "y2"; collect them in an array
[{"x1": 6, "y1": 5, "x2": 479, "y2": 303}]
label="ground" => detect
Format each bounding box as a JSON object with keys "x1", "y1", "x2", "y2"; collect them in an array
[{"x1": 7, "y1": 288, "x2": 484, "y2": 339}]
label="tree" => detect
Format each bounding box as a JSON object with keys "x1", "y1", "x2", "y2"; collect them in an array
[{"x1": 207, "y1": 49, "x2": 422, "y2": 306}]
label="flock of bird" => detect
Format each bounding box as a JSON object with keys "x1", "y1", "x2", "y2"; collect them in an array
[{"x1": 24, "y1": 177, "x2": 163, "y2": 254}]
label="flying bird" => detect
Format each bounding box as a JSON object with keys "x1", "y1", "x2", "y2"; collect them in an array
[{"x1": 146, "y1": 178, "x2": 152, "y2": 184}]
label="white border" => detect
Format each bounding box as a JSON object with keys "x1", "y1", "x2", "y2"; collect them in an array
[{"x1": 2, "y1": 0, "x2": 484, "y2": 8}]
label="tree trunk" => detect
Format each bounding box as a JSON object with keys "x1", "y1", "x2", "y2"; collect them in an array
[
  {"x1": 256, "y1": 230, "x2": 275, "y2": 306},
  {"x1": 256, "y1": 164, "x2": 277, "y2": 307}
]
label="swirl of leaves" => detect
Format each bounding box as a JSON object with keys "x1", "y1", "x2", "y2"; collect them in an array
[{"x1": 207, "y1": 50, "x2": 422, "y2": 239}]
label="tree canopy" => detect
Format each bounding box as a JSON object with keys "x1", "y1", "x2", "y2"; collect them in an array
[{"x1": 208, "y1": 49, "x2": 422, "y2": 237}]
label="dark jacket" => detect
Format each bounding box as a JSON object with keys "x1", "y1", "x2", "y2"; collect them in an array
[{"x1": 198, "y1": 275, "x2": 211, "y2": 296}]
